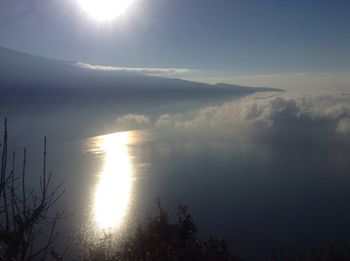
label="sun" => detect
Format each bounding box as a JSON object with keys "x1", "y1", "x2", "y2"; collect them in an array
[{"x1": 78, "y1": 0, "x2": 134, "y2": 21}]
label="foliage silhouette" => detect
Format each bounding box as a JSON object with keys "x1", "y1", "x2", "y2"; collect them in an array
[
  {"x1": 82, "y1": 201, "x2": 242, "y2": 261},
  {"x1": 0, "y1": 119, "x2": 64, "y2": 260}
]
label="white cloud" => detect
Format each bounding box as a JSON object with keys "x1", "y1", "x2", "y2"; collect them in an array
[
  {"x1": 116, "y1": 114, "x2": 150, "y2": 130},
  {"x1": 76, "y1": 61, "x2": 350, "y2": 94},
  {"x1": 115, "y1": 93, "x2": 350, "y2": 145},
  {"x1": 75, "y1": 62, "x2": 193, "y2": 77}
]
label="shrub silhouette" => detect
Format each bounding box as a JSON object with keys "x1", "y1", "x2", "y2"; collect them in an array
[
  {"x1": 83, "y1": 201, "x2": 242, "y2": 261},
  {"x1": 0, "y1": 119, "x2": 64, "y2": 260}
]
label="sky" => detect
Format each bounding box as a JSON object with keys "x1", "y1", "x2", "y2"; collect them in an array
[{"x1": 0, "y1": 0, "x2": 349, "y2": 90}]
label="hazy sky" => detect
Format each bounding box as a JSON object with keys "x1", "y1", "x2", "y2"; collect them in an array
[{"x1": 0, "y1": 0, "x2": 349, "y2": 89}]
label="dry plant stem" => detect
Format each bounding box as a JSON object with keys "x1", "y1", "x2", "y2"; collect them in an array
[{"x1": 0, "y1": 119, "x2": 64, "y2": 260}]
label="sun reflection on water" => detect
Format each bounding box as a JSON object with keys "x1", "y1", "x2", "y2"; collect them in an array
[{"x1": 91, "y1": 132, "x2": 133, "y2": 230}]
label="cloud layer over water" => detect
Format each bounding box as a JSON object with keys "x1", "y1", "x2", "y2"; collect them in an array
[{"x1": 116, "y1": 93, "x2": 350, "y2": 147}]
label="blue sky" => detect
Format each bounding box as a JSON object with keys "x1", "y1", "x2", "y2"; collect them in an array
[{"x1": 0, "y1": 0, "x2": 349, "y2": 89}]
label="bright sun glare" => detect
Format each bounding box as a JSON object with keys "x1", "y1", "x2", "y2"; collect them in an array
[
  {"x1": 93, "y1": 132, "x2": 133, "y2": 230},
  {"x1": 78, "y1": 0, "x2": 134, "y2": 21}
]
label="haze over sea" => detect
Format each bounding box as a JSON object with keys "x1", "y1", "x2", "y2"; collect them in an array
[
  {"x1": 0, "y1": 1, "x2": 349, "y2": 259},
  {"x1": 0, "y1": 48, "x2": 348, "y2": 259}
]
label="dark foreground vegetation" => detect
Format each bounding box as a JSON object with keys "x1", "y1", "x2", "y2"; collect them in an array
[
  {"x1": 1, "y1": 119, "x2": 350, "y2": 260},
  {"x1": 82, "y1": 202, "x2": 241, "y2": 261},
  {"x1": 0, "y1": 119, "x2": 64, "y2": 260}
]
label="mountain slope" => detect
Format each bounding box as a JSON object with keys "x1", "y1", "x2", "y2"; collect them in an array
[{"x1": 0, "y1": 47, "x2": 283, "y2": 105}]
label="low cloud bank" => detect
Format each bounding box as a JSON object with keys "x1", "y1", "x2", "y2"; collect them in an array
[
  {"x1": 115, "y1": 93, "x2": 350, "y2": 146},
  {"x1": 116, "y1": 114, "x2": 151, "y2": 130}
]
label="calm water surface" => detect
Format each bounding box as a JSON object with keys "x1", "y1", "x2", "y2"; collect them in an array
[
  {"x1": 5, "y1": 97, "x2": 350, "y2": 259},
  {"x1": 85, "y1": 130, "x2": 153, "y2": 234}
]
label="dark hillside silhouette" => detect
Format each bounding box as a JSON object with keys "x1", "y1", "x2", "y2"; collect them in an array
[{"x1": 0, "y1": 47, "x2": 283, "y2": 107}]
